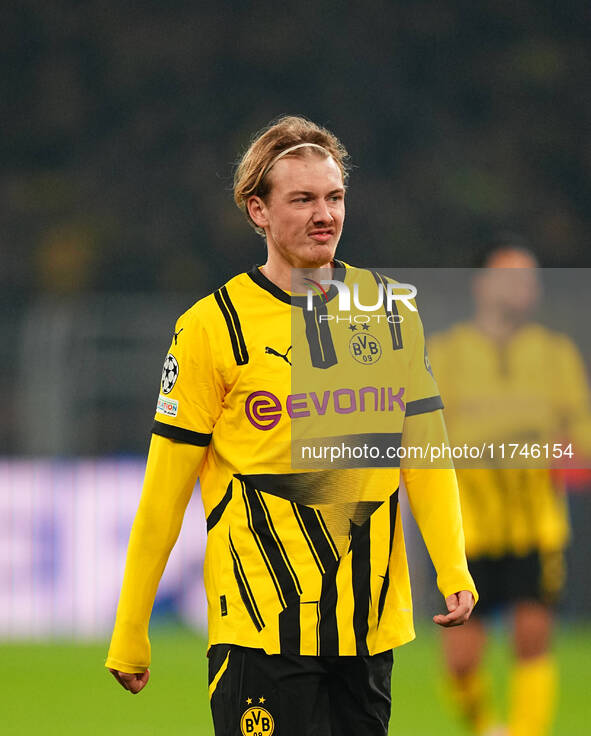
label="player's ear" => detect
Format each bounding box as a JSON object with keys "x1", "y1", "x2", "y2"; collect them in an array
[{"x1": 247, "y1": 195, "x2": 269, "y2": 230}]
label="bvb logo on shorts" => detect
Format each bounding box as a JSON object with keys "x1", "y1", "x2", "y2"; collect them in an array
[
  {"x1": 349, "y1": 332, "x2": 382, "y2": 364},
  {"x1": 161, "y1": 353, "x2": 179, "y2": 394},
  {"x1": 240, "y1": 706, "x2": 275, "y2": 736}
]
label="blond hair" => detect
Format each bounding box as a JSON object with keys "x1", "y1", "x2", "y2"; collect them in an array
[{"x1": 233, "y1": 115, "x2": 350, "y2": 235}]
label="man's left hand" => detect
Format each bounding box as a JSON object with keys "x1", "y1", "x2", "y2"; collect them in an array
[{"x1": 433, "y1": 590, "x2": 475, "y2": 627}]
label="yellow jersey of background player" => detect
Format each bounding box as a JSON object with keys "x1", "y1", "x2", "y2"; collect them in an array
[{"x1": 430, "y1": 242, "x2": 591, "y2": 736}]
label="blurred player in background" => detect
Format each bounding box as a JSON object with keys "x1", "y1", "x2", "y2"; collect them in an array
[
  {"x1": 428, "y1": 238, "x2": 591, "y2": 736},
  {"x1": 105, "y1": 115, "x2": 477, "y2": 735}
]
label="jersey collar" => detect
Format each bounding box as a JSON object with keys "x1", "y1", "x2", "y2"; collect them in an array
[{"x1": 247, "y1": 260, "x2": 347, "y2": 308}]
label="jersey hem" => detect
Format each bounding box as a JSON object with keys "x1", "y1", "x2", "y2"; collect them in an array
[
  {"x1": 205, "y1": 630, "x2": 417, "y2": 657},
  {"x1": 104, "y1": 657, "x2": 148, "y2": 673}
]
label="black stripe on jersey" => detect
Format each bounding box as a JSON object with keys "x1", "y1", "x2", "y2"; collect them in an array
[
  {"x1": 315, "y1": 602, "x2": 321, "y2": 654},
  {"x1": 492, "y1": 467, "x2": 512, "y2": 550},
  {"x1": 302, "y1": 305, "x2": 338, "y2": 369},
  {"x1": 241, "y1": 481, "x2": 302, "y2": 609},
  {"x1": 214, "y1": 286, "x2": 249, "y2": 366},
  {"x1": 378, "y1": 490, "x2": 400, "y2": 623},
  {"x1": 207, "y1": 481, "x2": 233, "y2": 532},
  {"x1": 318, "y1": 562, "x2": 340, "y2": 655},
  {"x1": 520, "y1": 468, "x2": 537, "y2": 546},
  {"x1": 291, "y1": 502, "x2": 340, "y2": 655},
  {"x1": 278, "y1": 603, "x2": 301, "y2": 653},
  {"x1": 371, "y1": 270, "x2": 403, "y2": 350},
  {"x1": 405, "y1": 395, "x2": 444, "y2": 416},
  {"x1": 257, "y1": 490, "x2": 303, "y2": 597},
  {"x1": 291, "y1": 502, "x2": 340, "y2": 574},
  {"x1": 351, "y1": 516, "x2": 372, "y2": 655},
  {"x1": 229, "y1": 533, "x2": 264, "y2": 632},
  {"x1": 315, "y1": 508, "x2": 340, "y2": 560},
  {"x1": 151, "y1": 420, "x2": 212, "y2": 446}
]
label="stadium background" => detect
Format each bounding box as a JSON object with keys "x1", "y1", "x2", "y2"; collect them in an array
[{"x1": 2, "y1": 1, "x2": 590, "y2": 733}]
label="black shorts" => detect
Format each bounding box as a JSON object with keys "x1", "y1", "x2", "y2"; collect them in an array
[
  {"x1": 468, "y1": 549, "x2": 565, "y2": 615},
  {"x1": 208, "y1": 644, "x2": 393, "y2": 736}
]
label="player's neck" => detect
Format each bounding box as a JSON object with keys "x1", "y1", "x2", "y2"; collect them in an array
[{"x1": 260, "y1": 253, "x2": 334, "y2": 294}]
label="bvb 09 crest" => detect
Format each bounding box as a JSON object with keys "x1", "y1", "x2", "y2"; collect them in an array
[
  {"x1": 349, "y1": 332, "x2": 382, "y2": 364},
  {"x1": 240, "y1": 706, "x2": 275, "y2": 735}
]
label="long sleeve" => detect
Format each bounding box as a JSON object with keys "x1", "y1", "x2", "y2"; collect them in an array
[
  {"x1": 105, "y1": 434, "x2": 207, "y2": 672},
  {"x1": 555, "y1": 335, "x2": 591, "y2": 459},
  {"x1": 402, "y1": 411, "x2": 478, "y2": 603}
]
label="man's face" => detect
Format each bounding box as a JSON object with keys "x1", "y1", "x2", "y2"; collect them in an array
[
  {"x1": 474, "y1": 249, "x2": 540, "y2": 320},
  {"x1": 248, "y1": 154, "x2": 345, "y2": 269}
]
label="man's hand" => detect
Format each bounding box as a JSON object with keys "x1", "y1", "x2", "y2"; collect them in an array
[
  {"x1": 109, "y1": 668, "x2": 150, "y2": 694},
  {"x1": 433, "y1": 590, "x2": 475, "y2": 627}
]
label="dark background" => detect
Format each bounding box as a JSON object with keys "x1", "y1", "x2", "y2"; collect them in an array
[
  {"x1": 1, "y1": 1, "x2": 590, "y2": 456},
  {"x1": 2, "y1": 0, "x2": 590, "y2": 308}
]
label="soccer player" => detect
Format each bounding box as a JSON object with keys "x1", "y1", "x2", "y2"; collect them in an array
[
  {"x1": 429, "y1": 241, "x2": 591, "y2": 736},
  {"x1": 106, "y1": 115, "x2": 477, "y2": 735}
]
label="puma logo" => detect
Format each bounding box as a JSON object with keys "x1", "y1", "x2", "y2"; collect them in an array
[
  {"x1": 173, "y1": 328, "x2": 184, "y2": 345},
  {"x1": 265, "y1": 345, "x2": 292, "y2": 365}
]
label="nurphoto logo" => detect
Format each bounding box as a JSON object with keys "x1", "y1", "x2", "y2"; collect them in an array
[{"x1": 304, "y1": 278, "x2": 417, "y2": 313}]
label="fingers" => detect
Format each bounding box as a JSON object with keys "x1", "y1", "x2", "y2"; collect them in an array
[
  {"x1": 133, "y1": 669, "x2": 150, "y2": 693},
  {"x1": 457, "y1": 590, "x2": 475, "y2": 618},
  {"x1": 109, "y1": 668, "x2": 150, "y2": 694},
  {"x1": 433, "y1": 605, "x2": 470, "y2": 627},
  {"x1": 446, "y1": 593, "x2": 459, "y2": 612},
  {"x1": 433, "y1": 591, "x2": 475, "y2": 628},
  {"x1": 109, "y1": 668, "x2": 129, "y2": 690}
]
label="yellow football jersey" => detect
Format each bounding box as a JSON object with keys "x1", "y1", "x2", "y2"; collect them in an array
[
  {"x1": 149, "y1": 262, "x2": 473, "y2": 656},
  {"x1": 428, "y1": 322, "x2": 591, "y2": 558}
]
